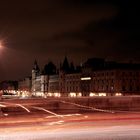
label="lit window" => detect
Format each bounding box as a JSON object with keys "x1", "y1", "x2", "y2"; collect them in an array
[
  {"x1": 115, "y1": 93, "x2": 122, "y2": 96},
  {"x1": 81, "y1": 77, "x2": 91, "y2": 80},
  {"x1": 69, "y1": 92, "x2": 76, "y2": 97}
]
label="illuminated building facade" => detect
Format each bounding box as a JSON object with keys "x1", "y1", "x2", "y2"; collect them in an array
[
  {"x1": 91, "y1": 69, "x2": 140, "y2": 96},
  {"x1": 18, "y1": 77, "x2": 31, "y2": 92},
  {"x1": 18, "y1": 77, "x2": 32, "y2": 97},
  {"x1": 64, "y1": 73, "x2": 81, "y2": 97},
  {"x1": 0, "y1": 81, "x2": 18, "y2": 97},
  {"x1": 17, "y1": 58, "x2": 140, "y2": 97}
]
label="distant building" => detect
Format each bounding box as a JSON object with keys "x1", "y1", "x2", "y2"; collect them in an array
[
  {"x1": 91, "y1": 69, "x2": 140, "y2": 96},
  {"x1": 65, "y1": 73, "x2": 81, "y2": 97},
  {"x1": 31, "y1": 60, "x2": 46, "y2": 97},
  {"x1": 85, "y1": 58, "x2": 140, "y2": 96},
  {"x1": 18, "y1": 77, "x2": 31, "y2": 92},
  {"x1": 18, "y1": 77, "x2": 32, "y2": 97},
  {"x1": 21, "y1": 57, "x2": 140, "y2": 98},
  {"x1": 0, "y1": 81, "x2": 18, "y2": 96},
  {"x1": 0, "y1": 81, "x2": 18, "y2": 91}
]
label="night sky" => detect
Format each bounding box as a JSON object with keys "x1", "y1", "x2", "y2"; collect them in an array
[{"x1": 0, "y1": 0, "x2": 140, "y2": 80}]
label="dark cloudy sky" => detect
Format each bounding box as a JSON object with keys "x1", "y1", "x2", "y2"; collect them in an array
[{"x1": 0, "y1": 0, "x2": 140, "y2": 80}]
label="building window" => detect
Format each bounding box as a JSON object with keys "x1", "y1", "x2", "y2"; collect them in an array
[
  {"x1": 111, "y1": 86, "x2": 114, "y2": 91},
  {"x1": 106, "y1": 85, "x2": 108, "y2": 90},
  {"x1": 129, "y1": 85, "x2": 132, "y2": 91},
  {"x1": 122, "y1": 79, "x2": 125, "y2": 83},
  {"x1": 122, "y1": 86, "x2": 126, "y2": 91},
  {"x1": 102, "y1": 80, "x2": 104, "y2": 84},
  {"x1": 136, "y1": 72, "x2": 139, "y2": 77},
  {"x1": 122, "y1": 72, "x2": 125, "y2": 76},
  {"x1": 137, "y1": 86, "x2": 140, "y2": 91}
]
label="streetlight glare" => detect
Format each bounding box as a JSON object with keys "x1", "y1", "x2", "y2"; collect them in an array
[
  {"x1": 0, "y1": 39, "x2": 6, "y2": 57},
  {"x1": 0, "y1": 40, "x2": 4, "y2": 49}
]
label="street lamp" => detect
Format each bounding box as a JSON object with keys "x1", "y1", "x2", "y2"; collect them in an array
[
  {"x1": 0, "y1": 39, "x2": 5, "y2": 57},
  {"x1": 0, "y1": 39, "x2": 5, "y2": 49}
]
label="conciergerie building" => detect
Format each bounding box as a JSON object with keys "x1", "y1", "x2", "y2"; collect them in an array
[{"x1": 18, "y1": 57, "x2": 140, "y2": 98}]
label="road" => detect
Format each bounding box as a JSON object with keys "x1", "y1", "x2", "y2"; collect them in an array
[{"x1": 0, "y1": 99, "x2": 140, "y2": 140}]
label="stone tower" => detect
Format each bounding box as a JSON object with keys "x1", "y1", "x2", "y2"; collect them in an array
[{"x1": 31, "y1": 60, "x2": 40, "y2": 95}]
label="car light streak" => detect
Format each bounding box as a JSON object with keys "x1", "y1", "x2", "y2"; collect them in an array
[
  {"x1": 61, "y1": 114, "x2": 81, "y2": 117},
  {"x1": 16, "y1": 104, "x2": 30, "y2": 113},
  {"x1": 45, "y1": 114, "x2": 81, "y2": 119},
  {"x1": 0, "y1": 104, "x2": 6, "y2": 107},
  {"x1": 3, "y1": 113, "x2": 8, "y2": 116},
  {"x1": 32, "y1": 106, "x2": 61, "y2": 117},
  {"x1": 0, "y1": 102, "x2": 30, "y2": 113},
  {"x1": 49, "y1": 120, "x2": 64, "y2": 125},
  {"x1": 60, "y1": 100, "x2": 115, "y2": 113}
]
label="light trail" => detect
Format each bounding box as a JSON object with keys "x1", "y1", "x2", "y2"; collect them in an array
[
  {"x1": 16, "y1": 104, "x2": 30, "y2": 113},
  {"x1": 110, "y1": 110, "x2": 140, "y2": 114},
  {"x1": 0, "y1": 101, "x2": 81, "y2": 118},
  {"x1": 0, "y1": 123, "x2": 140, "y2": 140},
  {"x1": 52, "y1": 99, "x2": 140, "y2": 114},
  {"x1": 49, "y1": 120, "x2": 64, "y2": 125},
  {"x1": 0, "y1": 104, "x2": 6, "y2": 107},
  {"x1": 31, "y1": 106, "x2": 81, "y2": 119},
  {"x1": 61, "y1": 113, "x2": 81, "y2": 117},
  {"x1": 0, "y1": 102, "x2": 30, "y2": 113},
  {"x1": 45, "y1": 114, "x2": 81, "y2": 119},
  {"x1": 59, "y1": 100, "x2": 115, "y2": 113},
  {"x1": 32, "y1": 106, "x2": 62, "y2": 117},
  {"x1": 44, "y1": 99, "x2": 115, "y2": 113}
]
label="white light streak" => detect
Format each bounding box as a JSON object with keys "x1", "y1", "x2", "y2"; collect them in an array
[
  {"x1": 69, "y1": 92, "x2": 76, "y2": 97},
  {"x1": 60, "y1": 100, "x2": 114, "y2": 113},
  {"x1": 0, "y1": 104, "x2": 6, "y2": 107},
  {"x1": 49, "y1": 120, "x2": 64, "y2": 125},
  {"x1": 0, "y1": 102, "x2": 30, "y2": 113},
  {"x1": 115, "y1": 93, "x2": 122, "y2": 96},
  {"x1": 81, "y1": 77, "x2": 91, "y2": 80},
  {"x1": 16, "y1": 104, "x2": 30, "y2": 113},
  {"x1": 32, "y1": 106, "x2": 61, "y2": 117}
]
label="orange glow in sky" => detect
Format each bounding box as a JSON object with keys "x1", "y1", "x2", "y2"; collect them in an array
[{"x1": 0, "y1": 41, "x2": 3, "y2": 49}]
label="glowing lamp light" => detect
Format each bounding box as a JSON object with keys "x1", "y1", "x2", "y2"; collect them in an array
[
  {"x1": 48, "y1": 93, "x2": 52, "y2": 97},
  {"x1": 77, "y1": 92, "x2": 82, "y2": 97},
  {"x1": 81, "y1": 77, "x2": 91, "y2": 80},
  {"x1": 0, "y1": 40, "x2": 4, "y2": 50},
  {"x1": 115, "y1": 93, "x2": 122, "y2": 96},
  {"x1": 36, "y1": 92, "x2": 44, "y2": 97},
  {"x1": 69, "y1": 92, "x2": 76, "y2": 97},
  {"x1": 99, "y1": 93, "x2": 106, "y2": 96},
  {"x1": 22, "y1": 93, "x2": 26, "y2": 98},
  {"x1": 90, "y1": 92, "x2": 96, "y2": 97},
  {"x1": 54, "y1": 93, "x2": 61, "y2": 97}
]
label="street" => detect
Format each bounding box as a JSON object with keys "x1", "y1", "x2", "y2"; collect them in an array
[{"x1": 0, "y1": 99, "x2": 140, "y2": 140}]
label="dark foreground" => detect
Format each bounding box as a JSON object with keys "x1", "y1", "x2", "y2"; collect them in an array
[{"x1": 0, "y1": 98, "x2": 140, "y2": 140}]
